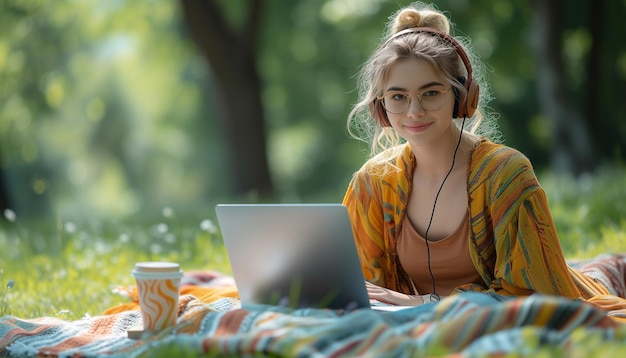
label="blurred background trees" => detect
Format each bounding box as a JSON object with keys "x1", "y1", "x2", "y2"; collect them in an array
[{"x1": 1, "y1": 0, "x2": 624, "y2": 222}]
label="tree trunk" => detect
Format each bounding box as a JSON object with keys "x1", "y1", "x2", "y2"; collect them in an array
[
  {"x1": 180, "y1": 0, "x2": 274, "y2": 200},
  {"x1": 528, "y1": 0, "x2": 596, "y2": 175},
  {"x1": 584, "y1": 0, "x2": 603, "y2": 150},
  {"x1": 0, "y1": 167, "x2": 10, "y2": 215}
]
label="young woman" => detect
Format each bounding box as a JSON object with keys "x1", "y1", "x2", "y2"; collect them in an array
[{"x1": 342, "y1": 2, "x2": 615, "y2": 306}]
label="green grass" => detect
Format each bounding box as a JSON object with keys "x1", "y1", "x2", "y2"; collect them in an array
[
  {"x1": 0, "y1": 211, "x2": 231, "y2": 319},
  {"x1": 540, "y1": 165, "x2": 626, "y2": 259},
  {"x1": 0, "y1": 165, "x2": 625, "y2": 323}
]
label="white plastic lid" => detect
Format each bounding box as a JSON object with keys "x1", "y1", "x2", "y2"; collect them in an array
[
  {"x1": 134, "y1": 262, "x2": 180, "y2": 273},
  {"x1": 131, "y1": 262, "x2": 183, "y2": 279}
]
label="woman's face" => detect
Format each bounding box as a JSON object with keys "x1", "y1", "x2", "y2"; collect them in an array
[{"x1": 382, "y1": 58, "x2": 456, "y2": 146}]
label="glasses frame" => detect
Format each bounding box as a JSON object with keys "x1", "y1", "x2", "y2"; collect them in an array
[{"x1": 378, "y1": 87, "x2": 453, "y2": 114}]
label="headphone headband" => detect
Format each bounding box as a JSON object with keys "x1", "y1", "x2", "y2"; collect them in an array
[
  {"x1": 388, "y1": 27, "x2": 474, "y2": 85},
  {"x1": 370, "y1": 27, "x2": 479, "y2": 125}
]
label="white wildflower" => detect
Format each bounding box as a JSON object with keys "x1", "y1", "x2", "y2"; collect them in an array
[
  {"x1": 118, "y1": 233, "x2": 130, "y2": 243},
  {"x1": 156, "y1": 223, "x2": 168, "y2": 234},
  {"x1": 3, "y1": 209, "x2": 16, "y2": 222},
  {"x1": 64, "y1": 221, "x2": 77, "y2": 234},
  {"x1": 162, "y1": 206, "x2": 174, "y2": 218},
  {"x1": 200, "y1": 219, "x2": 217, "y2": 233}
]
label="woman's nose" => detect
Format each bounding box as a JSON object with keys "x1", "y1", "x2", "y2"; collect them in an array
[{"x1": 406, "y1": 97, "x2": 425, "y2": 117}]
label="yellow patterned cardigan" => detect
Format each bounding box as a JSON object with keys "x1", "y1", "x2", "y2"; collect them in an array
[{"x1": 342, "y1": 138, "x2": 609, "y2": 300}]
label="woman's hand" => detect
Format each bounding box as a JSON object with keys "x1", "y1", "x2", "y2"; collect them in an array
[{"x1": 365, "y1": 281, "x2": 425, "y2": 306}]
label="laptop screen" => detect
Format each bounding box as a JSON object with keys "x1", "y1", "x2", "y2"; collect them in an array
[{"x1": 215, "y1": 203, "x2": 371, "y2": 310}]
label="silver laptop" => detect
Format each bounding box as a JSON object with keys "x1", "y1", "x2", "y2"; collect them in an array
[{"x1": 215, "y1": 203, "x2": 371, "y2": 310}]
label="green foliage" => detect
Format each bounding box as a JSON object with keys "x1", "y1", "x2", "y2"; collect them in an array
[{"x1": 0, "y1": 0, "x2": 226, "y2": 219}]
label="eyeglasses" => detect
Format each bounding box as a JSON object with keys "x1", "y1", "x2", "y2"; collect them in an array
[{"x1": 378, "y1": 87, "x2": 452, "y2": 114}]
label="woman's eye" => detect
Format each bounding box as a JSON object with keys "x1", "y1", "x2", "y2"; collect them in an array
[
  {"x1": 422, "y1": 90, "x2": 441, "y2": 97},
  {"x1": 390, "y1": 93, "x2": 408, "y2": 101}
]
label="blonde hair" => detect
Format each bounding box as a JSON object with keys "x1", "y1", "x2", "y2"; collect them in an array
[{"x1": 347, "y1": 2, "x2": 500, "y2": 165}]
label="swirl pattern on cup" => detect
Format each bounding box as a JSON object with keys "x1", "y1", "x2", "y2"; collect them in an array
[{"x1": 136, "y1": 278, "x2": 180, "y2": 330}]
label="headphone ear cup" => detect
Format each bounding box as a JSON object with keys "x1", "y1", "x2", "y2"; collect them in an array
[
  {"x1": 369, "y1": 98, "x2": 392, "y2": 127},
  {"x1": 453, "y1": 77, "x2": 480, "y2": 118},
  {"x1": 464, "y1": 78, "x2": 479, "y2": 118},
  {"x1": 452, "y1": 86, "x2": 461, "y2": 119}
]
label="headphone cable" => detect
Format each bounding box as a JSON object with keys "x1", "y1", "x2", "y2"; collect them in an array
[{"x1": 422, "y1": 118, "x2": 466, "y2": 302}]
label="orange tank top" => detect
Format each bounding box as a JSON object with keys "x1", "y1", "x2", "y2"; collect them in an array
[{"x1": 397, "y1": 211, "x2": 483, "y2": 296}]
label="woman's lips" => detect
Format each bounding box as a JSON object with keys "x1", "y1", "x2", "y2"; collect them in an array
[{"x1": 404, "y1": 122, "x2": 432, "y2": 133}]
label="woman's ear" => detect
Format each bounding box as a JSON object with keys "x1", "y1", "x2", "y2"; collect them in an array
[{"x1": 369, "y1": 98, "x2": 392, "y2": 127}]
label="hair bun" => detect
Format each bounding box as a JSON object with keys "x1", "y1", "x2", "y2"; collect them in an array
[{"x1": 390, "y1": 9, "x2": 450, "y2": 36}]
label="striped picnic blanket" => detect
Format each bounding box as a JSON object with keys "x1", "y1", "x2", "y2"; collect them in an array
[{"x1": 2, "y1": 259, "x2": 626, "y2": 357}]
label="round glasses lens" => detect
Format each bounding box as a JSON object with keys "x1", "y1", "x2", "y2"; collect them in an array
[
  {"x1": 382, "y1": 93, "x2": 409, "y2": 114},
  {"x1": 382, "y1": 89, "x2": 448, "y2": 114},
  {"x1": 420, "y1": 90, "x2": 447, "y2": 111}
]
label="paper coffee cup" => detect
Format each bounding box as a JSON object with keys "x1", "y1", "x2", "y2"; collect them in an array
[{"x1": 131, "y1": 262, "x2": 183, "y2": 331}]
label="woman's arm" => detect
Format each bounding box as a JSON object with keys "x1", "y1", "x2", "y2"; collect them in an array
[
  {"x1": 366, "y1": 281, "x2": 442, "y2": 305},
  {"x1": 343, "y1": 171, "x2": 388, "y2": 287},
  {"x1": 479, "y1": 151, "x2": 584, "y2": 298},
  {"x1": 490, "y1": 189, "x2": 583, "y2": 298}
]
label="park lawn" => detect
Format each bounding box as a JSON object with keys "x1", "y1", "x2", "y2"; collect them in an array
[
  {"x1": 0, "y1": 215, "x2": 232, "y2": 319},
  {"x1": 1, "y1": 165, "x2": 626, "y2": 320}
]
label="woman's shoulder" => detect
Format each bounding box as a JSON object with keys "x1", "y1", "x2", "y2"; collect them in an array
[
  {"x1": 356, "y1": 143, "x2": 412, "y2": 178},
  {"x1": 469, "y1": 138, "x2": 538, "y2": 189},
  {"x1": 472, "y1": 138, "x2": 534, "y2": 171}
]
